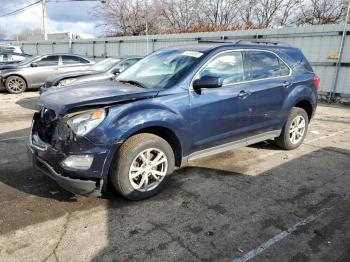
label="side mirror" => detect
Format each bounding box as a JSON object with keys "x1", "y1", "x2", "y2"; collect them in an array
[
  {"x1": 31, "y1": 62, "x2": 38, "y2": 67},
  {"x1": 193, "y1": 75, "x2": 223, "y2": 91},
  {"x1": 112, "y1": 68, "x2": 121, "y2": 75}
]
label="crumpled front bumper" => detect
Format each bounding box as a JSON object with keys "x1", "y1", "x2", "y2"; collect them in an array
[
  {"x1": 27, "y1": 117, "x2": 105, "y2": 197},
  {"x1": 29, "y1": 150, "x2": 103, "y2": 197}
]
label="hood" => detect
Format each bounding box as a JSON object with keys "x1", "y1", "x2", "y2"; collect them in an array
[
  {"x1": 0, "y1": 64, "x2": 20, "y2": 70},
  {"x1": 62, "y1": 72, "x2": 111, "y2": 85},
  {"x1": 46, "y1": 70, "x2": 97, "y2": 85},
  {"x1": 39, "y1": 80, "x2": 159, "y2": 115}
]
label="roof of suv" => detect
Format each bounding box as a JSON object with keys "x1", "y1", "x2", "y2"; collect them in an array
[{"x1": 165, "y1": 42, "x2": 299, "y2": 53}]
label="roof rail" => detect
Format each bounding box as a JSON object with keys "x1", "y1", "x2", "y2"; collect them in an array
[
  {"x1": 197, "y1": 39, "x2": 290, "y2": 47},
  {"x1": 197, "y1": 40, "x2": 232, "y2": 44},
  {"x1": 235, "y1": 39, "x2": 290, "y2": 46}
]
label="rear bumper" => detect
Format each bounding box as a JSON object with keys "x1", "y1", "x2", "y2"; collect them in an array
[{"x1": 28, "y1": 147, "x2": 103, "y2": 196}]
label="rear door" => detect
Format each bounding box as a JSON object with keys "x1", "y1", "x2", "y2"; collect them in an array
[
  {"x1": 59, "y1": 55, "x2": 91, "y2": 73},
  {"x1": 239, "y1": 50, "x2": 292, "y2": 136}
]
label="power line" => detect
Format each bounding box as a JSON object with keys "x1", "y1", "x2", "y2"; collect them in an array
[
  {"x1": 0, "y1": 1, "x2": 41, "y2": 18},
  {"x1": 0, "y1": 0, "x2": 102, "y2": 18}
]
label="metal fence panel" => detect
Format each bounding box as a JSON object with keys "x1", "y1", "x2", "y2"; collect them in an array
[{"x1": 14, "y1": 24, "x2": 350, "y2": 96}]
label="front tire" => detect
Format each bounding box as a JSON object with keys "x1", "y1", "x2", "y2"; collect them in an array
[
  {"x1": 5, "y1": 76, "x2": 27, "y2": 94},
  {"x1": 110, "y1": 133, "x2": 175, "y2": 200},
  {"x1": 275, "y1": 107, "x2": 309, "y2": 150}
]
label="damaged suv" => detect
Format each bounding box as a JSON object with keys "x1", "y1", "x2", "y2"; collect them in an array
[{"x1": 28, "y1": 42, "x2": 318, "y2": 200}]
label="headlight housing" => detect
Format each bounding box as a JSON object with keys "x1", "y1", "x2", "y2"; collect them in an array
[
  {"x1": 67, "y1": 109, "x2": 106, "y2": 136},
  {"x1": 58, "y1": 78, "x2": 77, "y2": 87}
]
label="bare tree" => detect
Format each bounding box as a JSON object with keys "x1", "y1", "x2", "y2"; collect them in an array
[
  {"x1": 92, "y1": 0, "x2": 347, "y2": 36},
  {"x1": 92, "y1": 0, "x2": 159, "y2": 36},
  {"x1": 200, "y1": 0, "x2": 240, "y2": 29},
  {"x1": 239, "y1": 0, "x2": 258, "y2": 28},
  {"x1": 12, "y1": 28, "x2": 42, "y2": 41},
  {"x1": 297, "y1": 0, "x2": 346, "y2": 25},
  {"x1": 155, "y1": 0, "x2": 202, "y2": 32},
  {"x1": 276, "y1": 0, "x2": 302, "y2": 26},
  {"x1": 254, "y1": 0, "x2": 286, "y2": 27}
]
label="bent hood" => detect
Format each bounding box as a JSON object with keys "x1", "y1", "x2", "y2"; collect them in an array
[{"x1": 39, "y1": 80, "x2": 159, "y2": 115}]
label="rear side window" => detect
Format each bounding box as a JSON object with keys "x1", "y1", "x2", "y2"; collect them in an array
[
  {"x1": 285, "y1": 49, "x2": 313, "y2": 72},
  {"x1": 62, "y1": 55, "x2": 88, "y2": 65},
  {"x1": 244, "y1": 51, "x2": 290, "y2": 80},
  {"x1": 36, "y1": 56, "x2": 59, "y2": 67},
  {"x1": 199, "y1": 51, "x2": 245, "y2": 85}
]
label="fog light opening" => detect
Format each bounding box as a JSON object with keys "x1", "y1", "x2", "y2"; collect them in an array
[{"x1": 61, "y1": 155, "x2": 94, "y2": 170}]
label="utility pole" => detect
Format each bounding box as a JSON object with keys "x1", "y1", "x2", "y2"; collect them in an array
[
  {"x1": 328, "y1": 0, "x2": 350, "y2": 103},
  {"x1": 146, "y1": 20, "x2": 149, "y2": 54},
  {"x1": 41, "y1": 0, "x2": 48, "y2": 40}
]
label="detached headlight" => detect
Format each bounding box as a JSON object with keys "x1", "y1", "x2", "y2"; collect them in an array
[
  {"x1": 58, "y1": 78, "x2": 77, "y2": 86},
  {"x1": 67, "y1": 109, "x2": 106, "y2": 136}
]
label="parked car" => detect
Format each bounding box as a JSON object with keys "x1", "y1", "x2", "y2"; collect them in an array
[
  {"x1": 0, "y1": 54, "x2": 94, "y2": 94},
  {"x1": 28, "y1": 42, "x2": 318, "y2": 200},
  {"x1": 0, "y1": 45, "x2": 23, "y2": 54},
  {"x1": 40, "y1": 57, "x2": 142, "y2": 93},
  {"x1": 0, "y1": 51, "x2": 31, "y2": 65}
]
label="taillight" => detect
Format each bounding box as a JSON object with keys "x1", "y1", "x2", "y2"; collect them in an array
[{"x1": 313, "y1": 75, "x2": 320, "y2": 90}]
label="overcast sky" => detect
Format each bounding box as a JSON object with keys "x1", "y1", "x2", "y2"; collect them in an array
[{"x1": 0, "y1": 0, "x2": 103, "y2": 39}]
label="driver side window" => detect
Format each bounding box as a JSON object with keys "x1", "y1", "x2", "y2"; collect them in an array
[
  {"x1": 36, "y1": 56, "x2": 59, "y2": 67},
  {"x1": 199, "y1": 51, "x2": 244, "y2": 85}
]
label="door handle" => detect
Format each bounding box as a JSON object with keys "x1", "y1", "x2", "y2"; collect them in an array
[
  {"x1": 283, "y1": 81, "x2": 291, "y2": 88},
  {"x1": 238, "y1": 90, "x2": 251, "y2": 99}
]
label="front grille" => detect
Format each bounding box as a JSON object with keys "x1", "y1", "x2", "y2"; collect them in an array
[{"x1": 36, "y1": 108, "x2": 58, "y2": 144}]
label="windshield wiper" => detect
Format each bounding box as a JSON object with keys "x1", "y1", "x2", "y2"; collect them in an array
[{"x1": 119, "y1": 80, "x2": 146, "y2": 89}]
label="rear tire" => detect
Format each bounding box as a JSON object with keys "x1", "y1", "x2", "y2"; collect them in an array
[
  {"x1": 5, "y1": 76, "x2": 27, "y2": 94},
  {"x1": 274, "y1": 107, "x2": 309, "y2": 150},
  {"x1": 110, "y1": 133, "x2": 175, "y2": 200}
]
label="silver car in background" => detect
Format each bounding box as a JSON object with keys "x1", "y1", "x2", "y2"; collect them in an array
[
  {"x1": 0, "y1": 54, "x2": 94, "y2": 94},
  {"x1": 40, "y1": 57, "x2": 142, "y2": 93}
]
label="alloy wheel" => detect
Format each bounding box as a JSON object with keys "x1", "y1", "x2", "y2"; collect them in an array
[
  {"x1": 289, "y1": 115, "x2": 306, "y2": 144},
  {"x1": 7, "y1": 77, "x2": 26, "y2": 93},
  {"x1": 128, "y1": 148, "x2": 168, "y2": 192}
]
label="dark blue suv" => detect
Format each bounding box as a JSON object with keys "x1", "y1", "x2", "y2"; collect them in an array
[{"x1": 28, "y1": 42, "x2": 319, "y2": 200}]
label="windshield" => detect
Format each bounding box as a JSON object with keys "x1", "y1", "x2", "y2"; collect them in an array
[
  {"x1": 117, "y1": 50, "x2": 204, "y2": 89},
  {"x1": 89, "y1": 58, "x2": 121, "y2": 72},
  {"x1": 18, "y1": 55, "x2": 39, "y2": 65}
]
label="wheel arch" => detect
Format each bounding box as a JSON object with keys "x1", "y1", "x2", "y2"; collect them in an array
[
  {"x1": 123, "y1": 125, "x2": 183, "y2": 167},
  {"x1": 3, "y1": 74, "x2": 28, "y2": 88},
  {"x1": 293, "y1": 99, "x2": 313, "y2": 121}
]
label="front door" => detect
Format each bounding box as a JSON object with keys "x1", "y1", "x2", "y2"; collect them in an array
[
  {"x1": 28, "y1": 55, "x2": 60, "y2": 88},
  {"x1": 189, "y1": 51, "x2": 249, "y2": 152}
]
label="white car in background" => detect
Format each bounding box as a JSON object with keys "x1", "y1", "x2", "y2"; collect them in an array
[{"x1": 0, "y1": 44, "x2": 23, "y2": 54}]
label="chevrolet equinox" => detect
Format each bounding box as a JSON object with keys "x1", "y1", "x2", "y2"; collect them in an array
[{"x1": 28, "y1": 42, "x2": 319, "y2": 200}]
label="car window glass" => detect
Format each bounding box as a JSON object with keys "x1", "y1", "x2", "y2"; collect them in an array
[
  {"x1": 199, "y1": 51, "x2": 244, "y2": 85},
  {"x1": 36, "y1": 56, "x2": 59, "y2": 67},
  {"x1": 244, "y1": 51, "x2": 289, "y2": 80},
  {"x1": 62, "y1": 55, "x2": 85, "y2": 65},
  {"x1": 0, "y1": 54, "x2": 9, "y2": 61},
  {"x1": 115, "y1": 59, "x2": 139, "y2": 71},
  {"x1": 280, "y1": 61, "x2": 290, "y2": 76},
  {"x1": 117, "y1": 50, "x2": 202, "y2": 89}
]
